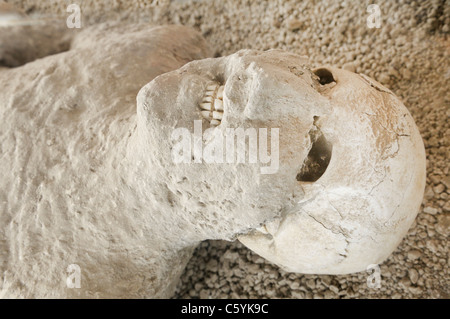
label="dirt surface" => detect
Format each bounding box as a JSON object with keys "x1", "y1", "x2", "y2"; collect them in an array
[{"x1": 6, "y1": 0, "x2": 449, "y2": 298}]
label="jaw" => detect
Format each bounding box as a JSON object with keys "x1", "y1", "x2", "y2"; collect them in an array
[{"x1": 136, "y1": 50, "x2": 330, "y2": 241}]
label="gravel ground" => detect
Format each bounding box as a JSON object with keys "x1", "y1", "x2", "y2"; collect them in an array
[{"x1": 7, "y1": 0, "x2": 449, "y2": 299}]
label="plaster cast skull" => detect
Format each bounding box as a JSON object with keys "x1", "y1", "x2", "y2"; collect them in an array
[
  {"x1": 0, "y1": 15, "x2": 425, "y2": 298},
  {"x1": 138, "y1": 49, "x2": 426, "y2": 274}
]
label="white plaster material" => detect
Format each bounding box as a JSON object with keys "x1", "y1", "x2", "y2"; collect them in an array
[
  {"x1": 0, "y1": 23, "x2": 212, "y2": 298},
  {"x1": 238, "y1": 67, "x2": 426, "y2": 274},
  {"x1": 0, "y1": 20, "x2": 425, "y2": 298}
]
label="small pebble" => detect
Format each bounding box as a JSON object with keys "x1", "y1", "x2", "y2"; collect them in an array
[
  {"x1": 423, "y1": 206, "x2": 438, "y2": 215},
  {"x1": 433, "y1": 184, "x2": 445, "y2": 194},
  {"x1": 286, "y1": 18, "x2": 303, "y2": 31},
  {"x1": 342, "y1": 62, "x2": 356, "y2": 72},
  {"x1": 407, "y1": 250, "x2": 421, "y2": 261},
  {"x1": 408, "y1": 268, "x2": 419, "y2": 284}
]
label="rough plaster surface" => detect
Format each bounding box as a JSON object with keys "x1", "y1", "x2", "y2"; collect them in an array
[
  {"x1": 0, "y1": 23, "x2": 212, "y2": 298},
  {"x1": 0, "y1": 15, "x2": 426, "y2": 297},
  {"x1": 1, "y1": 0, "x2": 446, "y2": 299},
  {"x1": 239, "y1": 66, "x2": 426, "y2": 274}
]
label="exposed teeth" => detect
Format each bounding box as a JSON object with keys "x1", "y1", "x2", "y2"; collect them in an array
[
  {"x1": 200, "y1": 102, "x2": 212, "y2": 111},
  {"x1": 201, "y1": 111, "x2": 211, "y2": 119},
  {"x1": 199, "y1": 83, "x2": 225, "y2": 126},
  {"x1": 213, "y1": 99, "x2": 223, "y2": 111},
  {"x1": 216, "y1": 86, "x2": 224, "y2": 99},
  {"x1": 213, "y1": 111, "x2": 223, "y2": 120}
]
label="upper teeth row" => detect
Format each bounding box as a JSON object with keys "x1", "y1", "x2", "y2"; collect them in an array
[{"x1": 199, "y1": 82, "x2": 224, "y2": 126}]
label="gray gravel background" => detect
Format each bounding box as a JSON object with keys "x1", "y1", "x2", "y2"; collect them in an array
[{"x1": 8, "y1": 0, "x2": 449, "y2": 299}]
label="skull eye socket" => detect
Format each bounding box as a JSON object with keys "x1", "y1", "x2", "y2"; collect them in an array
[
  {"x1": 296, "y1": 125, "x2": 332, "y2": 182},
  {"x1": 314, "y1": 68, "x2": 336, "y2": 85}
]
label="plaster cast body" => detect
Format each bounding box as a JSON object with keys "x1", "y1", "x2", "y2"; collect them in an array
[
  {"x1": 0, "y1": 23, "x2": 214, "y2": 298},
  {"x1": 0, "y1": 20, "x2": 426, "y2": 298}
]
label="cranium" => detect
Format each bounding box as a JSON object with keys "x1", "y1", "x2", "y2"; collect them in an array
[{"x1": 0, "y1": 19, "x2": 425, "y2": 298}]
